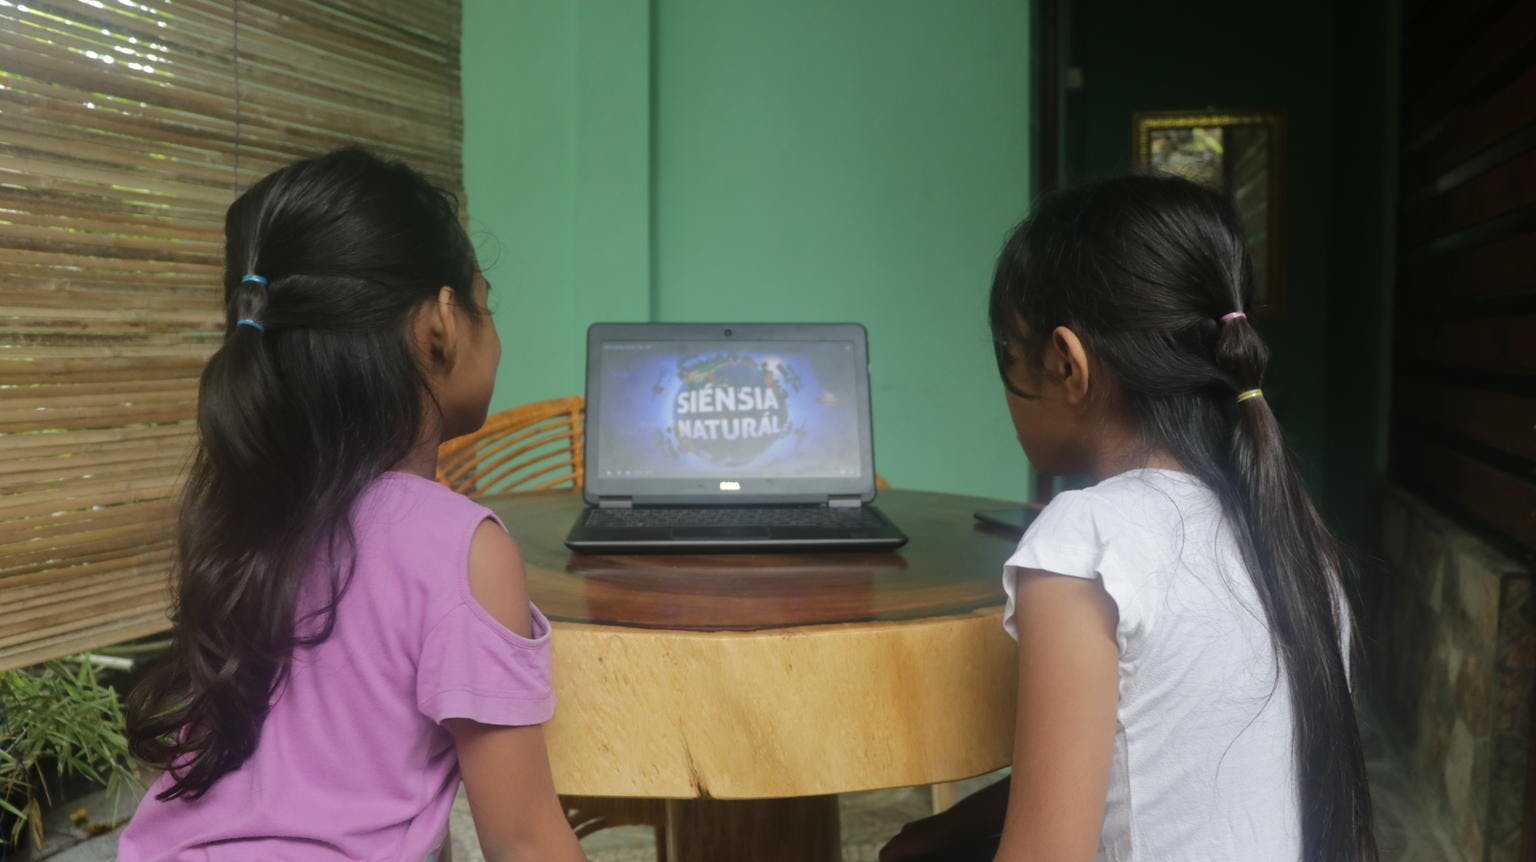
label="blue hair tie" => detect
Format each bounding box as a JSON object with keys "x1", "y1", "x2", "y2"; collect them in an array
[
  {"x1": 236, "y1": 318, "x2": 265, "y2": 333},
  {"x1": 241, "y1": 273, "x2": 269, "y2": 286}
]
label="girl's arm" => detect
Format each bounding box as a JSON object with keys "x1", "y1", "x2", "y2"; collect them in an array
[
  {"x1": 994, "y1": 568, "x2": 1119, "y2": 862},
  {"x1": 449, "y1": 522, "x2": 587, "y2": 862},
  {"x1": 451, "y1": 720, "x2": 585, "y2": 862}
]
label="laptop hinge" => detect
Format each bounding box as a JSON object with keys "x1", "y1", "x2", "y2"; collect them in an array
[
  {"x1": 828, "y1": 495, "x2": 863, "y2": 508},
  {"x1": 597, "y1": 497, "x2": 634, "y2": 509}
]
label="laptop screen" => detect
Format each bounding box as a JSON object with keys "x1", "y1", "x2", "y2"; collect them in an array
[{"x1": 584, "y1": 324, "x2": 876, "y2": 503}]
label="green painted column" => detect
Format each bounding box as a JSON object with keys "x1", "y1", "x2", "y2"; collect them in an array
[{"x1": 463, "y1": 0, "x2": 652, "y2": 409}]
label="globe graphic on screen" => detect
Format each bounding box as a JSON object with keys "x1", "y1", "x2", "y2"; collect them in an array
[{"x1": 672, "y1": 354, "x2": 793, "y2": 467}]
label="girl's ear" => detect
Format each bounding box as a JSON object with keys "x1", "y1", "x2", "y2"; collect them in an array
[
  {"x1": 1050, "y1": 325, "x2": 1092, "y2": 407},
  {"x1": 415, "y1": 285, "x2": 460, "y2": 371}
]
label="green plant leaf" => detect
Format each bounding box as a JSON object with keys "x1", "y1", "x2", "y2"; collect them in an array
[
  {"x1": 0, "y1": 657, "x2": 138, "y2": 848},
  {"x1": 25, "y1": 798, "x2": 42, "y2": 851}
]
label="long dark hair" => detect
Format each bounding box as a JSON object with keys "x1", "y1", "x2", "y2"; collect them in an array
[
  {"x1": 989, "y1": 174, "x2": 1375, "y2": 859},
  {"x1": 125, "y1": 149, "x2": 480, "y2": 800}
]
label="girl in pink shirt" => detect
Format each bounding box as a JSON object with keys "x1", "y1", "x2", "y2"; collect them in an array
[{"x1": 120, "y1": 149, "x2": 587, "y2": 862}]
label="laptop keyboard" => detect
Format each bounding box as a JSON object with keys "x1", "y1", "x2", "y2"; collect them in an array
[{"x1": 585, "y1": 506, "x2": 887, "y2": 530}]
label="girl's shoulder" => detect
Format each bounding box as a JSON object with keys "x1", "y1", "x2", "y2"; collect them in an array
[
  {"x1": 358, "y1": 470, "x2": 491, "y2": 533},
  {"x1": 1003, "y1": 469, "x2": 1225, "y2": 647},
  {"x1": 337, "y1": 471, "x2": 513, "y2": 616},
  {"x1": 1025, "y1": 468, "x2": 1216, "y2": 550},
  {"x1": 349, "y1": 471, "x2": 506, "y2": 587}
]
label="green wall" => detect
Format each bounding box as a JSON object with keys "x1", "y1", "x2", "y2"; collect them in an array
[{"x1": 464, "y1": 0, "x2": 1035, "y2": 500}]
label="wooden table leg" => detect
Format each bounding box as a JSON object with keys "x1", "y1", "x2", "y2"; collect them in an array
[
  {"x1": 664, "y1": 795, "x2": 840, "y2": 862},
  {"x1": 931, "y1": 780, "x2": 961, "y2": 814}
]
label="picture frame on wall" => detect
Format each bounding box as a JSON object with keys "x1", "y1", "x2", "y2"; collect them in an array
[{"x1": 1132, "y1": 110, "x2": 1286, "y2": 317}]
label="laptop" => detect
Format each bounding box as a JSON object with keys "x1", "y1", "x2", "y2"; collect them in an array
[{"x1": 565, "y1": 323, "x2": 908, "y2": 552}]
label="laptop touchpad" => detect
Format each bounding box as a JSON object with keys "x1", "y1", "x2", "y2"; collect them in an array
[{"x1": 672, "y1": 526, "x2": 772, "y2": 540}]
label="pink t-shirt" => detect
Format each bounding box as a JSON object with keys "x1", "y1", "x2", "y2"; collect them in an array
[{"x1": 119, "y1": 471, "x2": 555, "y2": 861}]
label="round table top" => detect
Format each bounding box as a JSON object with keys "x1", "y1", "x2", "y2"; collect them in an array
[
  {"x1": 483, "y1": 488, "x2": 1028, "y2": 799},
  {"x1": 485, "y1": 488, "x2": 1025, "y2": 631}
]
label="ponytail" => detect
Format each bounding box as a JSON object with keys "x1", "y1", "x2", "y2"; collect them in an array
[
  {"x1": 989, "y1": 174, "x2": 1377, "y2": 860},
  {"x1": 1220, "y1": 318, "x2": 1374, "y2": 858},
  {"x1": 125, "y1": 149, "x2": 478, "y2": 800}
]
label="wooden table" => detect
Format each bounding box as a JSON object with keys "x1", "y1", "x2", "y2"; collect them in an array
[{"x1": 484, "y1": 489, "x2": 1023, "y2": 862}]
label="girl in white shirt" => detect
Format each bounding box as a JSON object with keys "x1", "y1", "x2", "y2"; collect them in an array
[{"x1": 882, "y1": 174, "x2": 1375, "y2": 861}]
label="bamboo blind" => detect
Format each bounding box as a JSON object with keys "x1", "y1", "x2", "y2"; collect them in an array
[{"x1": 0, "y1": 0, "x2": 463, "y2": 671}]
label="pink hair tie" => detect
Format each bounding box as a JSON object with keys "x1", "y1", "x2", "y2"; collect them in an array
[{"x1": 1220, "y1": 311, "x2": 1247, "y2": 323}]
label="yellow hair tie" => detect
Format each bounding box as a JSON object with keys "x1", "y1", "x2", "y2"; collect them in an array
[{"x1": 1236, "y1": 388, "x2": 1264, "y2": 403}]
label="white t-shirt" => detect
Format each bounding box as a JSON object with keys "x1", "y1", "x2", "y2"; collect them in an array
[{"x1": 1003, "y1": 468, "x2": 1327, "y2": 861}]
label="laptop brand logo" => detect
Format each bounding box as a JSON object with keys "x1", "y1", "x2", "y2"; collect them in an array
[{"x1": 719, "y1": 481, "x2": 741, "y2": 491}]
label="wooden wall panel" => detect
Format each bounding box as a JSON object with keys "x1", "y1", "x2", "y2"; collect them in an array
[
  {"x1": 1402, "y1": 65, "x2": 1536, "y2": 192},
  {"x1": 1395, "y1": 382, "x2": 1536, "y2": 462},
  {"x1": 1403, "y1": 149, "x2": 1536, "y2": 245},
  {"x1": 1403, "y1": 1, "x2": 1536, "y2": 137},
  {"x1": 1392, "y1": 0, "x2": 1536, "y2": 555},
  {"x1": 1401, "y1": 230, "x2": 1536, "y2": 308},
  {"x1": 1396, "y1": 316, "x2": 1536, "y2": 374},
  {"x1": 1392, "y1": 434, "x2": 1536, "y2": 548}
]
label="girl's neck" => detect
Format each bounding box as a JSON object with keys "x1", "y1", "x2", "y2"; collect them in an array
[
  {"x1": 1086, "y1": 447, "x2": 1187, "y2": 484},
  {"x1": 394, "y1": 413, "x2": 445, "y2": 480},
  {"x1": 1079, "y1": 415, "x2": 1187, "y2": 483},
  {"x1": 392, "y1": 446, "x2": 439, "y2": 480}
]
